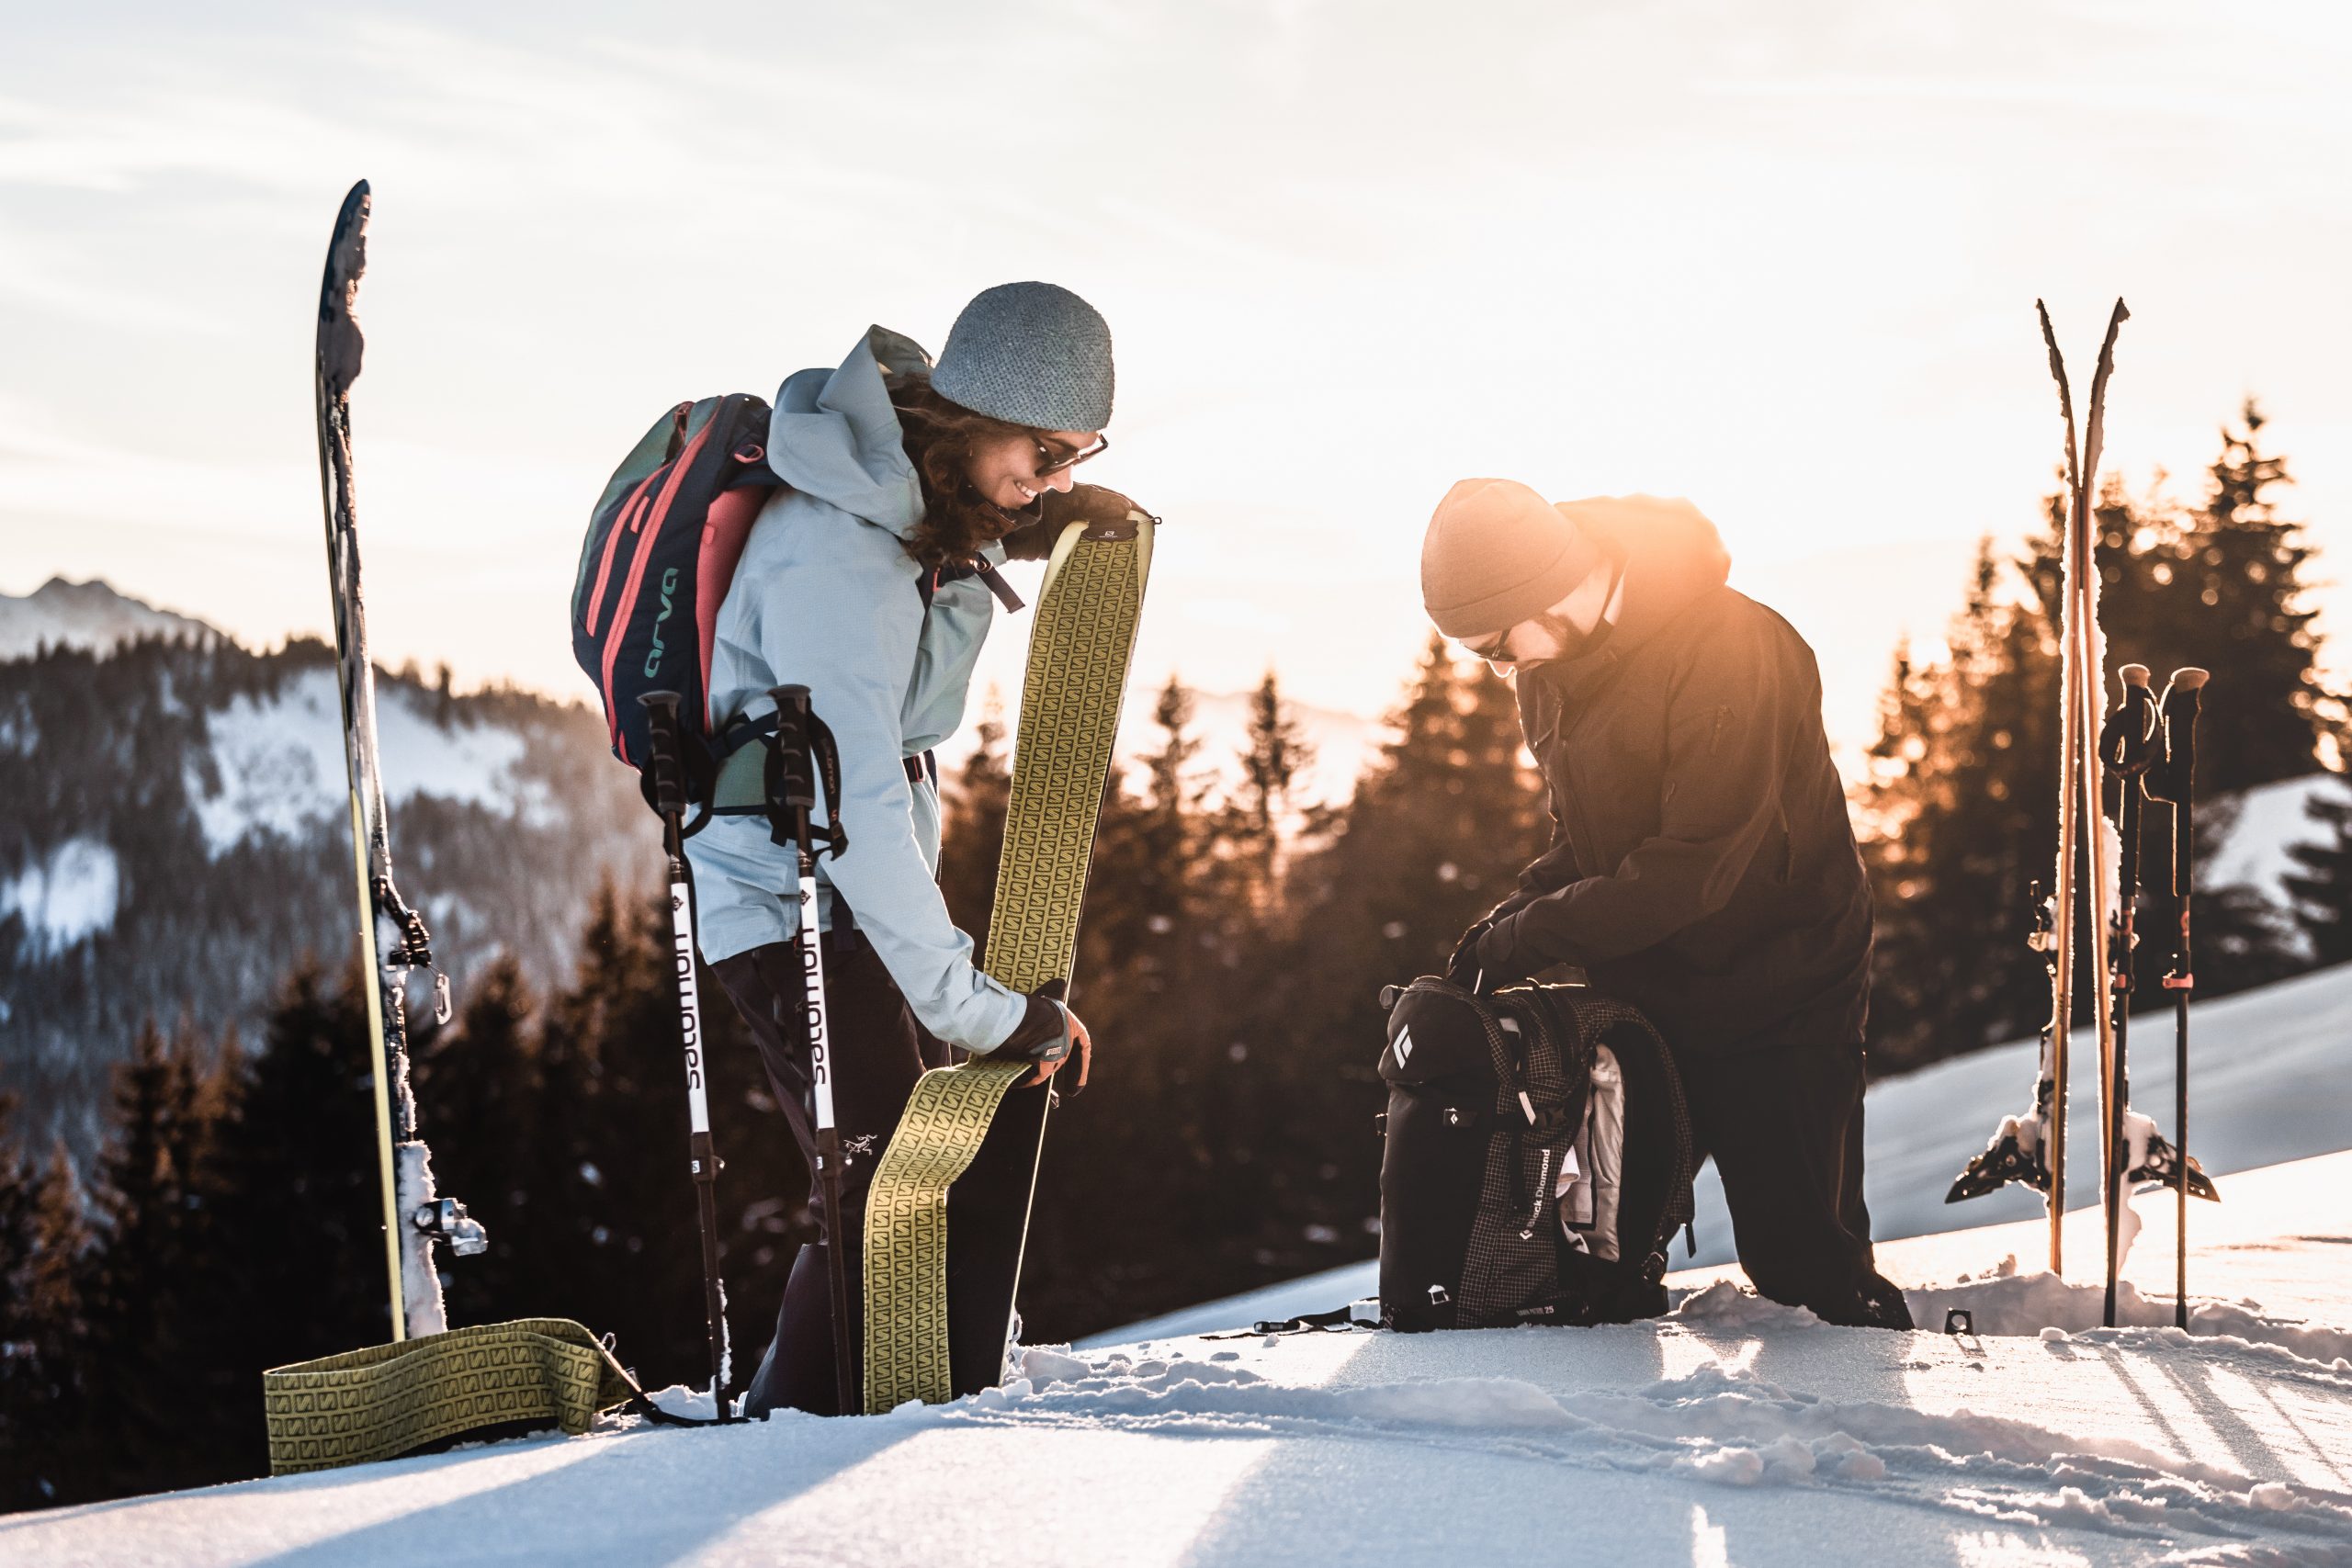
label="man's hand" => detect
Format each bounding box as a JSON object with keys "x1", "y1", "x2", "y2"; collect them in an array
[
  {"x1": 1471, "y1": 913, "x2": 1543, "y2": 992},
  {"x1": 1445, "y1": 919, "x2": 1492, "y2": 987}
]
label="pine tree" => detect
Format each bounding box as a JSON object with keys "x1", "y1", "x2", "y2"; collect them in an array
[
  {"x1": 1226, "y1": 671, "x2": 1317, "y2": 910},
  {"x1": 0, "y1": 1133, "x2": 91, "y2": 1510},
  {"x1": 1855, "y1": 543, "x2": 2062, "y2": 1072},
  {"x1": 75, "y1": 1020, "x2": 245, "y2": 1495},
  {"x1": 412, "y1": 954, "x2": 542, "y2": 1326},
  {"x1": 2282, "y1": 784, "x2": 2352, "y2": 967},
  {"x1": 2064, "y1": 402, "x2": 2325, "y2": 794}
]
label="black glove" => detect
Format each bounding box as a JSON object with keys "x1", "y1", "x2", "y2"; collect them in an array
[
  {"x1": 1469, "y1": 912, "x2": 1544, "y2": 992},
  {"x1": 996, "y1": 512, "x2": 1058, "y2": 561},
  {"x1": 1445, "y1": 919, "x2": 1492, "y2": 987},
  {"x1": 992, "y1": 990, "x2": 1072, "y2": 1065}
]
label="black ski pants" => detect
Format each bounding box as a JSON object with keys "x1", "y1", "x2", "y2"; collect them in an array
[
  {"x1": 1681, "y1": 1040, "x2": 1913, "y2": 1329},
  {"x1": 710, "y1": 934, "x2": 950, "y2": 1417}
]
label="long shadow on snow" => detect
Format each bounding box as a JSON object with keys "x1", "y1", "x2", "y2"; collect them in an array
[{"x1": 225, "y1": 1415, "x2": 922, "y2": 1568}]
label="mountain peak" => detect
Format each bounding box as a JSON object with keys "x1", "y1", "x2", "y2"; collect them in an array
[{"x1": 2, "y1": 576, "x2": 223, "y2": 660}]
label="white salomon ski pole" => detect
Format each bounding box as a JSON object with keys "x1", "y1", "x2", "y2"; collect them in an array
[
  {"x1": 767, "y1": 684, "x2": 856, "y2": 1416},
  {"x1": 639, "y1": 692, "x2": 735, "y2": 1419}
]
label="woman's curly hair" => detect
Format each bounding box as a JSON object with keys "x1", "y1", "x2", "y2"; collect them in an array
[{"x1": 887, "y1": 372, "x2": 1043, "y2": 570}]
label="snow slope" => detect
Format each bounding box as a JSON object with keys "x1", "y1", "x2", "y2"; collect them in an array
[
  {"x1": 8, "y1": 745, "x2": 2352, "y2": 1568},
  {"x1": 7, "y1": 1152, "x2": 2347, "y2": 1567},
  {"x1": 185, "y1": 665, "x2": 552, "y2": 854}
]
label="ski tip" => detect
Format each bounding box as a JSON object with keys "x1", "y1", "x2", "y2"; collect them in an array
[
  {"x1": 2170, "y1": 668, "x2": 2211, "y2": 691},
  {"x1": 2120, "y1": 663, "x2": 2151, "y2": 686}
]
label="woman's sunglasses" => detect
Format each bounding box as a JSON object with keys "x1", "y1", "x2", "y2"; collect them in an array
[{"x1": 1034, "y1": 433, "x2": 1109, "y2": 477}]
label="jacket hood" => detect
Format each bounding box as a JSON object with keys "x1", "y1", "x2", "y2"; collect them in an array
[
  {"x1": 767, "y1": 325, "x2": 934, "y2": 540},
  {"x1": 1558, "y1": 493, "x2": 1732, "y2": 657}
]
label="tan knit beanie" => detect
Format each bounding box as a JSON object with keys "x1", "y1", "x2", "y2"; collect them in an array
[{"x1": 1420, "y1": 478, "x2": 1606, "y2": 639}]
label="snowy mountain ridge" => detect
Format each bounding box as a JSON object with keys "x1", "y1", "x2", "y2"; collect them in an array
[
  {"x1": 0, "y1": 576, "x2": 219, "y2": 661},
  {"x1": 0, "y1": 632, "x2": 652, "y2": 1164}
]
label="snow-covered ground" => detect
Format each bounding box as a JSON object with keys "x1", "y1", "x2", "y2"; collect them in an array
[
  {"x1": 8, "y1": 649, "x2": 2350, "y2": 1562},
  {"x1": 10, "y1": 1014, "x2": 2351, "y2": 1566},
  {"x1": 8, "y1": 1151, "x2": 2346, "y2": 1567}
]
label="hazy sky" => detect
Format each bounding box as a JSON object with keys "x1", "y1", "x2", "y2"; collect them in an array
[{"x1": 5, "y1": 1, "x2": 2349, "y2": 762}]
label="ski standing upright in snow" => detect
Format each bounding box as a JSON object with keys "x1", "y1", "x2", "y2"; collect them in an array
[
  {"x1": 1945, "y1": 301, "x2": 2125, "y2": 1270},
  {"x1": 1947, "y1": 299, "x2": 2217, "y2": 1312},
  {"x1": 313, "y1": 179, "x2": 485, "y2": 1339}
]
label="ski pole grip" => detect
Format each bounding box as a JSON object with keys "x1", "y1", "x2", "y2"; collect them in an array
[
  {"x1": 638, "y1": 691, "x2": 689, "y2": 818},
  {"x1": 2158, "y1": 668, "x2": 2206, "y2": 788},
  {"x1": 766, "y1": 685, "x2": 818, "y2": 811},
  {"x1": 2156, "y1": 668, "x2": 2207, "y2": 894},
  {"x1": 2103, "y1": 664, "x2": 2158, "y2": 776}
]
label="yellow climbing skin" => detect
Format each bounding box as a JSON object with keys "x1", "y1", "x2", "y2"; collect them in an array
[
  {"x1": 862, "y1": 514, "x2": 1153, "y2": 1412},
  {"x1": 262, "y1": 1318, "x2": 636, "y2": 1474}
]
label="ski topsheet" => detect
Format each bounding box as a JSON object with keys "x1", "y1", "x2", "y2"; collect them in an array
[
  {"x1": 313, "y1": 180, "x2": 480, "y2": 1339},
  {"x1": 860, "y1": 508, "x2": 1154, "y2": 1413}
]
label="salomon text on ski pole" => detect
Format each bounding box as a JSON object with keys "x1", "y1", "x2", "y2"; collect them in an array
[
  {"x1": 639, "y1": 692, "x2": 734, "y2": 1420},
  {"x1": 766, "y1": 683, "x2": 856, "y2": 1417}
]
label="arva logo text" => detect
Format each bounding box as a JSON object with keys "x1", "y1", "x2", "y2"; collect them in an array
[{"x1": 643, "y1": 566, "x2": 681, "y2": 678}]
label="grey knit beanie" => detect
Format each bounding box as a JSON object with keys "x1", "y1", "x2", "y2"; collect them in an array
[
  {"x1": 931, "y1": 282, "x2": 1114, "y2": 432},
  {"x1": 1421, "y1": 479, "x2": 1607, "y2": 640}
]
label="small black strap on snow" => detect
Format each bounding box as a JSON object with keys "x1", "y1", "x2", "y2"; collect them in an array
[
  {"x1": 1202, "y1": 1303, "x2": 1376, "y2": 1340},
  {"x1": 598, "y1": 1333, "x2": 750, "y2": 1428}
]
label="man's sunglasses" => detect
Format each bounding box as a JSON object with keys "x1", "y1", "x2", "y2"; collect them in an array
[
  {"x1": 1455, "y1": 626, "x2": 1516, "y2": 661},
  {"x1": 1034, "y1": 433, "x2": 1109, "y2": 477}
]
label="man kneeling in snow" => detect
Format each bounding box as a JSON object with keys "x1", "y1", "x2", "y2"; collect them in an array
[{"x1": 1423, "y1": 479, "x2": 1911, "y2": 1330}]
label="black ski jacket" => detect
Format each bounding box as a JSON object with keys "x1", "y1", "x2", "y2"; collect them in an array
[{"x1": 1478, "y1": 498, "x2": 1872, "y2": 1059}]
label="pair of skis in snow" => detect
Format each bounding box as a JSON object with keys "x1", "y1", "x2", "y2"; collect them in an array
[
  {"x1": 1947, "y1": 300, "x2": 2215, "y2": 1330},
  {"x1": 314, "y1": 180, "x2": 485, "y2": 1341},
  {"x1": 319, "y1": 184, "x2": 753, "y2": 1409}
]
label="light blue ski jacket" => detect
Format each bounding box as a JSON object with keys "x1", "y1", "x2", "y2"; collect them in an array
[{"x1": 685, "y1": 325, "x2": 1033, "y2": 1054}]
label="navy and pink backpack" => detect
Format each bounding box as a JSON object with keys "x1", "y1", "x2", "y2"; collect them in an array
[
  {"x1": 572, "y1": 393, "x2": 1025, "y2": 810},
  {"x1": 569, "y1": 393, "x2": 779, "y2": 781}
]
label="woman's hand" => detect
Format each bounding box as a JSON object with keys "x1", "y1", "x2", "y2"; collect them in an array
[{"x1": 1022, "y1": 1006, "x2": 1092, "y2": 1091}]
